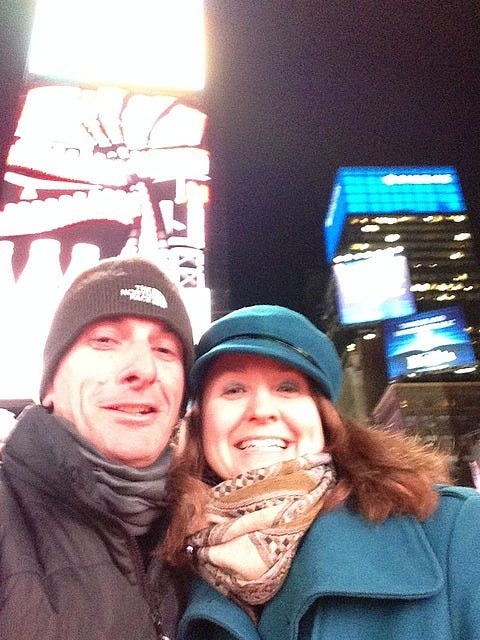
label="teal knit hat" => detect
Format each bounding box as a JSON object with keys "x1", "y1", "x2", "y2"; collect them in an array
[{"x1": 190, "y1": 305, "x2": 343, "y2": 403}]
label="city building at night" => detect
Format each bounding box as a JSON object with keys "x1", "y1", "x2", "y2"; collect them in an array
[
  {"x1": 322, "y1": 166, "x2": 480, "y2": 356},
  {"x1": 321, "y1": 166, "x2": 480, "y2": 487}
]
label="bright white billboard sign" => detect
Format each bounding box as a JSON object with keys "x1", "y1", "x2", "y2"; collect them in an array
[
  {"x1": 28, "y1": 0, "x2": 205, "y2": 91},
  {"x1": 333, "y1": 251, "x2": 416, "y2": 325}
]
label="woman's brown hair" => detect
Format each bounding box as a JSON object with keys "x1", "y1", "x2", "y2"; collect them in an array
[{"x1": 162, "y1": 392, "x2": 450, "y2": 566}]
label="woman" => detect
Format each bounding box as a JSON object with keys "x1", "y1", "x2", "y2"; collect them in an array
[{"x1": 163, "y1": 304, "x2": 480, "y2": 640}]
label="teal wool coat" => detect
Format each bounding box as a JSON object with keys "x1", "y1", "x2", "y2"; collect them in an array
[{"x1": 178, "y1": 486, "x2": 480, "y2": 640}]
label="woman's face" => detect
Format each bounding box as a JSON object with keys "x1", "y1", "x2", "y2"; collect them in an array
[{"x1": 201, "y1": 353, "x2": 325, "y2": 479}]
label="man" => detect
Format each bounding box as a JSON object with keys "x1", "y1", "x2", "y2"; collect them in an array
[{"x1": 0, "y1": 256, "x2": 194, "y2": 640}]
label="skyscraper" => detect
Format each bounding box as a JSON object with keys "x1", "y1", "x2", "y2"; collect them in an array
[
  {"x1": 321, "y1": 166, "x2": 480, "y2": 487},
  {"x1": 322, "y1": 166, "x2": 480, "y2": 361}
]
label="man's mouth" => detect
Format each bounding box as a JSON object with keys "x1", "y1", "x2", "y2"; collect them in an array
[
  {"x1": 108, "y1": 404, "x2": 156, "y2": 416},
  {"x1": 236, "y1": 438, "x2": 288, "y2": 450}
]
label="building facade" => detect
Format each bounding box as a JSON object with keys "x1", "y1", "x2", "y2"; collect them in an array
[{"x1": 320, "y1": 167, "x2": 480, "y2": 487}]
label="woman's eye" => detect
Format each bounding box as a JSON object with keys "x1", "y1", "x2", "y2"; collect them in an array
[
  {"x1": 278, "y1": 380, "x2": 300, "y2": 393},
  {"x1": 222, "y1": 383, "x2": 245, "y2": 396}
]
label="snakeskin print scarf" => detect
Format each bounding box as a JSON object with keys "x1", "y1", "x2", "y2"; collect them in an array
[{"x1": 186, "y1": 452, "x2": 336, "y2": 621}]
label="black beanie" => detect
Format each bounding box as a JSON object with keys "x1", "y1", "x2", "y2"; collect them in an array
[{"x1": 40, "y1": 256, "x2": 194, "y2": 402}]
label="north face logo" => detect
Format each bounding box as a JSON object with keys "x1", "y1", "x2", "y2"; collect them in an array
[{"x1": 120, "y1": 284, "x2": 168, "y2": 308}]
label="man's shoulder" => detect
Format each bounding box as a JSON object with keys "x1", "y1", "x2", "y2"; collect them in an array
[
  {"x1": 0, "y1": 467, "x2": 19, "y2": 509},
  {"x1": 0, "y1": 468, "x2": 25, "y2": 545}
]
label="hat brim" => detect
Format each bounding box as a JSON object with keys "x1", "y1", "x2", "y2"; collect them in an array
[{"x1": 189, "y1": 336, "x2": 334, "y2": 400}]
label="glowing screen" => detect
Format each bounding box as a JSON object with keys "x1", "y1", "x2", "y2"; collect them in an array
[
  {"x1": 383, "y1": 305, "x2": 477, "y2": 380},
  {"x1": 28, "y1": 0, "x2": 205, "y2": 91},
  {"x1": 333, "y1": 250, "x2": 416, "y2": 325},
  {"x1": 325, "y1": 166, "x2": 466, "y2": 262}
]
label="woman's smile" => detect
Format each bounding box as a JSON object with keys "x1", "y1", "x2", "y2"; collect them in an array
[{"x1": 201, "y1": 353, "x2": 325, "y2": 478}]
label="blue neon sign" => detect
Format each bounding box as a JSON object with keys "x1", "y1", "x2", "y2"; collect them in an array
[{"x1": 324, "y1": 166, "x2": 466, "y2": 262}]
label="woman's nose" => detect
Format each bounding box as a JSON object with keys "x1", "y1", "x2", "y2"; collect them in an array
[
  {"x1": 247, "y1": 386, "x2": 279, "y2": 422},
  {"x1": 118, "y1": 342, "x2": 157, "y2": 388}
]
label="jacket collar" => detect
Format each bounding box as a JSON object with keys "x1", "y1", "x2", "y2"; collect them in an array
[
  {"x1": 277, "y1": 503, "x2": 443, "y2": 597},
  {"x1": 180, "y1": 505, "x2": 443, "y2": 639},
  {"x1": 258, "y1": 505, "x2": 444, "y2": 638}
]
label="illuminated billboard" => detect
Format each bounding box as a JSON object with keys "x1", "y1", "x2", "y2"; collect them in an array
[
  {"x1": 383, "y1": 305, "x2": 477, "y2": 380},
  {"x1": 0, "y1": 0, "x2": 211, "y2": 402},
  {"x1": 324, "y1": 166, "x2": 466, "y2": 262},
  {"x1": 28, "y1": 0, "x2": 205, "y2": 92},
  {"x1": 333, "y1": 249, "x2": 416, "y2": 326}
]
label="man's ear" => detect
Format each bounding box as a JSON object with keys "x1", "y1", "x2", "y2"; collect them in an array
[{"x1": 41, "y1": 387, "x2": 54, "y2": 409}]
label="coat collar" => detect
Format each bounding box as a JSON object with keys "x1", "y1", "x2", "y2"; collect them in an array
[
  {"x1": 258, "y1": 505, "x2": 444, "y2": 638},
  {"x1": 276, "y1": 504, "x2": 443, "y2": 598},
  {"x1": 180, "y1": 506, "x2": 443, "y2": 640}
]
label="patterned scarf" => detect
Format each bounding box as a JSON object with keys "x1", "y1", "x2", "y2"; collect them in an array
[{"x1": 186, "y1": 452, "x2": 336, "y2": 619}]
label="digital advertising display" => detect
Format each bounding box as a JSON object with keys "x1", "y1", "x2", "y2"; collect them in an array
[
  {"x1": 383, "y1": 305, "x2": 477, "y2": 380},
  {"x1": 333, "y1": 250, "x2": 416, "y2": 326},
  {"x1": 324, "y1": 166, "x2": 466, "y2": 262},
  {"x1": 28, "y1": 0, "x2": 206, "y2": 92},
  {"x1": 0, "y1": 0, "x2": 210, "y2": 402}
]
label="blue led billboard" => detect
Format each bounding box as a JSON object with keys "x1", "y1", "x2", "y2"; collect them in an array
[
  {"x1": 383, "y1": 305, "x2": 476, "y2": 380},
  {"x1": 324, "y1": 166, "x2": 466, "y2": 262}
]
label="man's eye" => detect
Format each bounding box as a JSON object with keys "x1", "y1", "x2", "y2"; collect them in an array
[
  {"x1": 154, "y1": 345, "x2": 169, "y2": 353},
  {"x1": 90, "y1": 335, "x2": 116, "y2": 347},
  {"x1": 153, "y1": 344, "x2": 179, "y2": 358}
]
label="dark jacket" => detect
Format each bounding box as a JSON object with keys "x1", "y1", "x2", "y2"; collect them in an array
[
  {"x1": 179, "y1": 485, "x2": 480, "y2": 640},
  {"x1": 0, "y1": 405, "x2": 189, "y2": 640}
]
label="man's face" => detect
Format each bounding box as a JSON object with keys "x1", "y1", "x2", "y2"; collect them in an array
[{"x1": 42, "y1": 317, "x2": 185, "y2": 467}]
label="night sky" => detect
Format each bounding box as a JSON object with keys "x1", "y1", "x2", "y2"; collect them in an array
[
  {"x1": 1, "y1": 1, "x2": 479, "y2": 319},
  {"x1": 202, "y1": 1, "x2": 480, "y2": 315}
]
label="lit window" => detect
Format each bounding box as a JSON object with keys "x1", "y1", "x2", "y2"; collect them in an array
[
  {"x1": 454, "y1": 233, "x2": 471, "y2": 241},
  {"x1": 335, "y1": 251, "x2": 354, "y2": 262},
  {"x1": 384, "y1": 233, "x2": 400, "y2": 242},
  {"x1": 411, "y1": 283, "x2": 431, "y2": 292},
  {"x1": 437, "y1": 294, "x2": 456, "y2": 301},
  {"x1": 455, "y1": 366, "x2": 477, "y2": 374},
  {"x1": 350, "y1": 243, "x2": 370, "y2": 251},
  {"x1": 449, "y1": 252, "x2": 465, "y2": 260},
  {"x1": 423, "y1": 215, "x2": 444, "y2": 223},
  {"x1": 373, "y1": 216, "x2": 397, "y2": 225},
  {"x1": 360, "y1": 224, "x2": 380, "y2": 233}
]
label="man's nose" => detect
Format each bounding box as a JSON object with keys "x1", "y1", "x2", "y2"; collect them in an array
[
  {"x1": 247, "y1": 386, "x2": 279, "y2": 422},
  {"x1": 118, "y1": 342, "x2": 157, "y2": 388}
]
